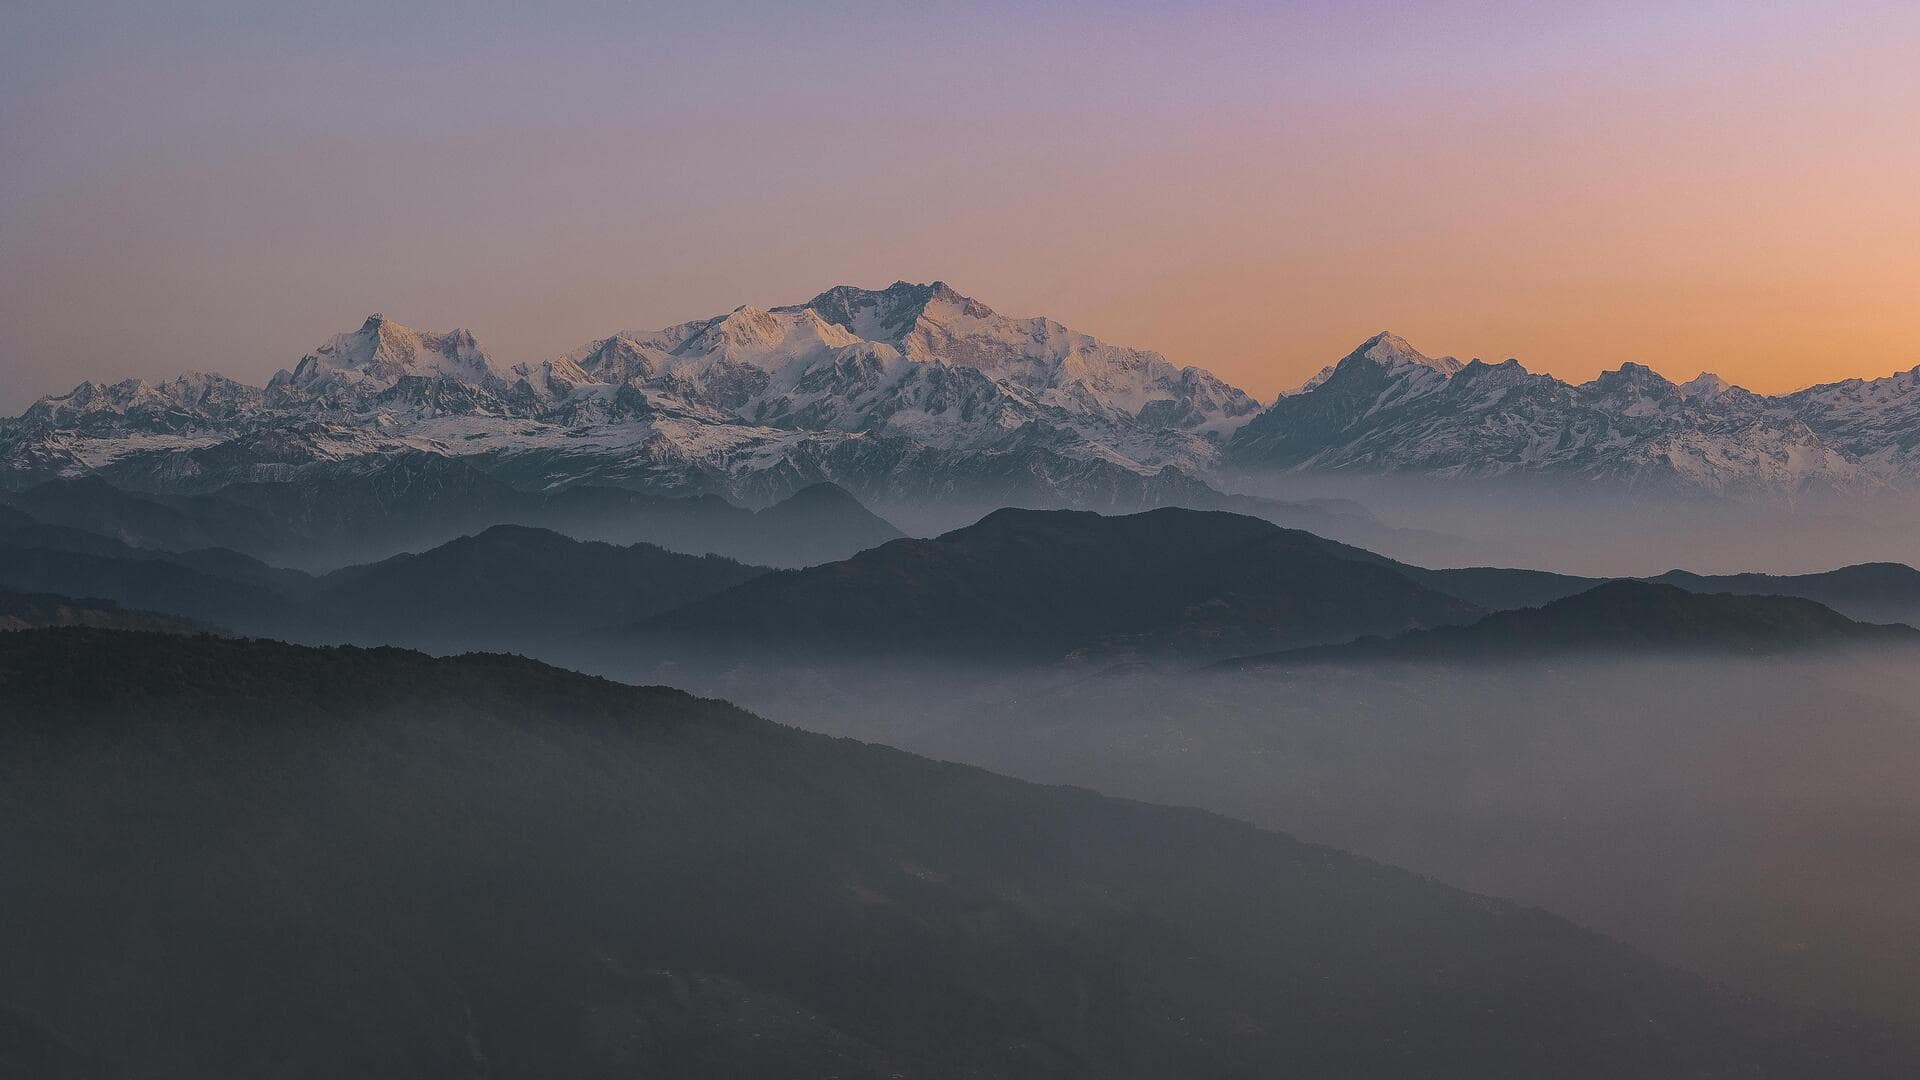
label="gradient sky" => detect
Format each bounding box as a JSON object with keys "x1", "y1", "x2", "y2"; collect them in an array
[{"x1": 4, "y1": 0, "x2": 1919, "y2": 412}]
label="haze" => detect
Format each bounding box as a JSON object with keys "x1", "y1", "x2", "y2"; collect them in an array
[{"x1": 5, "y1": 0, "x2": 1920, "y2": 413}]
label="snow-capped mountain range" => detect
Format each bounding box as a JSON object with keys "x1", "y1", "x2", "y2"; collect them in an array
[
  {"x1": 1229, "y1": 332, "x2": 1920, "y2": 496},
  {"x1": 7, "y1": 284, "x2": 1920, "y2": 504},
  {"x1": 3, "y1": 283, "x2": 1258, "y2": 507}
]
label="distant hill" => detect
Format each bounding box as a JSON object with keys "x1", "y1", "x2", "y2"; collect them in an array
[
  {"x1": 1393, "y1": 562, "x2": 1920, "y2": 627},
  {"x1": 542, "y1": 480, "x2": 905, "y2": 568},
  {"x1": 0, "y1": 588, "x2": 202, "y2": 633},
  {"x1": 5, "y1": 475, "x2": 249, "y2": 551},
  {"x1": 0, "y1": 629, "x2": 1908, "y2": 1078},
  {"x1": 1648, "y1": 563, "x2": 1920, "y2": 626},
  {"x1": 208, "y1": 451, "x2": 530, "y2": 566},
  {"x1": 744, "y1": 481, "x2": 905, "y2": 565},
  {"x1": 636, "y1": 507, "x2": 1482, "y2": 662},
  {"x1": 0, "y1": 545, "x2": 293, "y2": 635},
  {"x1": 0, "y1": 518, "x2": 310, "y2": 592},
  {"x1": 1, "y1": 516, "x2": 774, "y2": 649},
  {"x1": 9, "y1": 470, "x2": 903, "y2": 571},
  {"x1": 311, "y1": 525, "x2": 767, "y2": 646},
  {"x1": 1404, "y1": 565, "x2": 1602, "y2": 611},
  {"x1": 1222, "y1": 580, "x2": 1920, "y2": 668}
]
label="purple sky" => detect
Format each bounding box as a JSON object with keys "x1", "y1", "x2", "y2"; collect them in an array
[{"x1": 5, "y1": 1, "x2": 1920, "y2": 410}]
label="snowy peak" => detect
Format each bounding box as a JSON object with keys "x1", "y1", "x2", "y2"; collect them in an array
[
  {"x1": 1784, "y1": 362, "x2": 1920, "y2": 461},
  {"x1": 565, "y1": 333, "x2": 657, "y2": 383},
  {"x1": 784, "y1": 281, "x2": 993, "y2": 345},
  {"x1": 18, "y1": 287, "x2": 1920, "y2": 504},
  {"x1": 275, "y1": 315, "x2": 506, "y2": 393},
  {"x1": 256, "y1": 315, "x2": 525, "y2": 419},
  {"x1": 1679, "y1": 372, "x2": 1735, "y2": 400},
  {"x1": 1228, "y1": 340, "x2": 1883, "y2": 494},
  {"x1": 681, "y1": 305, "x2": 864, "y2": 368},
  {"x1": 1578, "y1": 362, "x2": 1691, "y2": 420},
  {"x1": 1281, "y1": 364, "x2": 1340, "y2": 397},
  {"x1": 1585, "y1": 361, "x2": 1675, "y2": 394},
  {"x1": 21, "y1": 372, "x2": 264, "y2": 434},
  {"x1": 1337, "y1": 332, "x2": 1464, "y2": 377},
  {"x1": 571, "y1": 280, "x2": 1261, "y2": 448}
]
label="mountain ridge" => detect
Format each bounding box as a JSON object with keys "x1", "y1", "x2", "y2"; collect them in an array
[{"x1": 628, "y1": 506, "x2": 1483, "y2": 662}]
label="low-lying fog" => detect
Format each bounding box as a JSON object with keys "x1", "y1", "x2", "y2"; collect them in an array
[
  {"x1": 1219, "y1": 475, "x2": 1920, "y2": 577},
  {"x1": 584, "y1": 645, "x2": 1920, "y2": 1027}
]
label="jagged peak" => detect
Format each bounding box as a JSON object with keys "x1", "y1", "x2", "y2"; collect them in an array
[
  {"x1": 781, "y1": 280, "x2": 994, "y2": 342},
  {"x1": 1584, "y1": 361, "x2": 1678, "y2": 393},
  {"x1": 1336, "y1": 332, "x2": 1463, "y2": 376},
  {"x1": 285, "y1": 313, "x2": 503, "y2": 388},
  {"x1": 1280, "y1": 364, "x2": 1339, "y2": 397},
  {"x1": 1453, "y1": 357, "x2": 1536, "y2": 385},
  {"x1": 688, "y1": 304, "x2": 859, "y2": 358},
  {"x1": 26, "y1": 371, "x2": 261, "y2": 416},
  {"x1": 1679, "y1": 371, "x2": 1736, "y2": 399}
]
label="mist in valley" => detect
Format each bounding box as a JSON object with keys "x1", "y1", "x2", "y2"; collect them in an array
[
  {"x1": 593, "y1": 645, "x2": 1920, "y2": 1029},
  {"x1": 1222, "y1": 474, "x2": 1920, "y2": 578}
]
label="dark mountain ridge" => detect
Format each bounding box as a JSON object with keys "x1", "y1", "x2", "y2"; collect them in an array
[
  {"x1": 1387, "y1": 561, "x2": 1920, "y2": 627},
  {"x1": 1647, "y1": 562, "x2": 1920, "y2": 626},
  {"x1": 1219, "y1": 581, "x2": 1920, "y2": 669},
  {"x1": 633, "y1": 506, "x2": 1484, "y2": 662},
  {"x1": 311, "y1": 524, "x2": 767, "y2": 646}
]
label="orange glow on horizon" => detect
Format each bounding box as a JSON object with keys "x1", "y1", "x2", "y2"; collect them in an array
[{"x1": 4, "y1": 2, "x2": 1918, "y2": 407}]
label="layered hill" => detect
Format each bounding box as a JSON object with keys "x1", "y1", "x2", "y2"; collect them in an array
[
  {"x1": 0, "y1": 589, "x2": 202, "y2": 633},
  {"x1": 0, "y1": 514, "x2": 774, "y2": 648},
  {"x1": 3, "y1": 470, "x2": 901, "y2": 569},
  {"x1": 1, "y1": 629, "x2": 1909, "y2": 1078},
  {"x1": 0, "y1": 528, "x2": 296, "y2": 635},
  {"x1": 1647, "y1": 562, "x2": 1920, "y2": 627},
  {"x1": 1390, "y1": 561, "x2": 1920, "y2": 627},
  {"x1": 1222, "y1": 581, "x2": 1920, "y2": 668},
  {"x1": 634, "y1": 507, "x2": 1482, "y2": 662}
]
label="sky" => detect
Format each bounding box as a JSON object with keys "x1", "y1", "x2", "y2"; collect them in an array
[{"x1": 3, "y1": 0, "x2": 1919, "y2": 412}]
